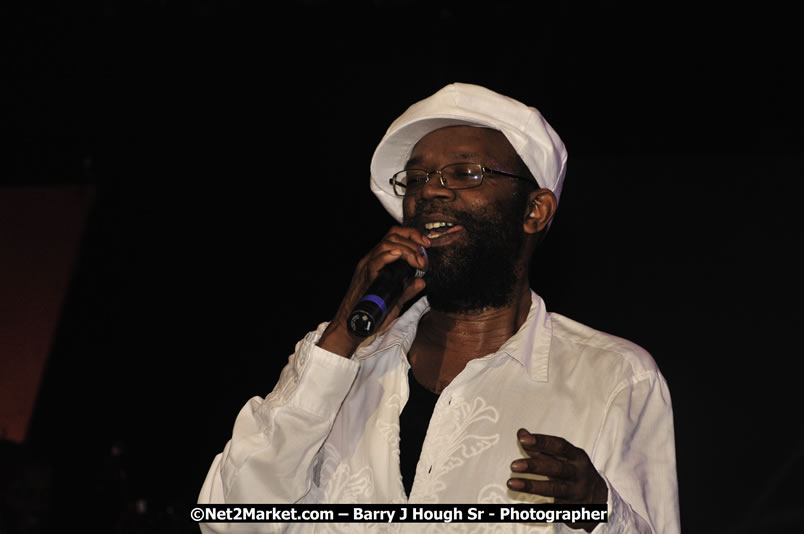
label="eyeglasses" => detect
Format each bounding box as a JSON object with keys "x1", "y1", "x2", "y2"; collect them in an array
[{"x1": 389, "y1": 163, "x2": 538, "y2": 196}]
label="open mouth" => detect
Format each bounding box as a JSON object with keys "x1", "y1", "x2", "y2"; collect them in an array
[{"x1": 424, "y1": 221, "x2": 463, "y2": 240}]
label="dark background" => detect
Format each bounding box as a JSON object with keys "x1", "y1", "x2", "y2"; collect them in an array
[{"x1": 3, "y1": 1, "x2": 803, "y2": 532}]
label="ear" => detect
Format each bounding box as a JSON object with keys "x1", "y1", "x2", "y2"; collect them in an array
[{"x1": 523, "y1": 189, "x2": 557, "y2": 235}]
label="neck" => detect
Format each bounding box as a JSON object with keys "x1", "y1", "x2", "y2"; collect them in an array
[
  {"x1": 421, "y1": 289, "x2": 532, "y2": 352},
  {"x1": 409, "y1": 282, "x2": 532, "y2": 393}
]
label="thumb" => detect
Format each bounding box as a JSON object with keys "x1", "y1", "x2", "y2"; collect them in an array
[{"x1": 380, "y1": 277, "x2": 426, "y2": 331}]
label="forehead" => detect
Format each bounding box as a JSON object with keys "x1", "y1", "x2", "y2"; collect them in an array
[{"x1": 406, "y1": 126, "x2": 519, "y2": 168}]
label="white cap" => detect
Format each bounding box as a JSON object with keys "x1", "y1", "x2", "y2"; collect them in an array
[{"x1": 370, "y1": 83, "x2": 568, "y2": 222}]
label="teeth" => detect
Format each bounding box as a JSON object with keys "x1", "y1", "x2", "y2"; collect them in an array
[
  {"x1": 424, "y1": 221, "x2": 457, "y2": 239},
  {"x1": 424, "y1": 221, "x2": 455, "y2": 230}
]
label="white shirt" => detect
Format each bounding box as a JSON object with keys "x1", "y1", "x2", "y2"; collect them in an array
[{"x1": 198, "y1": 292, "x2": 679, "y2": 533}]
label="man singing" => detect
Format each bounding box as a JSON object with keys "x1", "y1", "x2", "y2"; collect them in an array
[{"x1": 198, "y1": 83, "x2": 679, "y2": 533}]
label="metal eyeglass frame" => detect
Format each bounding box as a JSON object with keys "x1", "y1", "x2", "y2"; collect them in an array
[{"x1": 388, "y1": 163, "x2": 538, "y2": 196}]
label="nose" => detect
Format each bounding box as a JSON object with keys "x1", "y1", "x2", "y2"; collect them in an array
[{"x1": 418, "y1": 170, "x2": 454, "y2": 201}]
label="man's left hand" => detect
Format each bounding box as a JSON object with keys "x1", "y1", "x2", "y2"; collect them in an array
[{"x1": 507, "y1": 428, "x2": 608, "y2": 532}]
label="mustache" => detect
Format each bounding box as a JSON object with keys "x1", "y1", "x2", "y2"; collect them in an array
[{"x1": 406, "y1": 205, "x2": 476, "y2": 229}]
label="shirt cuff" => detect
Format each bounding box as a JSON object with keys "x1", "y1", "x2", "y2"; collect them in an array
[
  {"x1": 583, "y1": 474, "x2": 651, "y2": 534},
  {"x1": 286, "y1": 325, "x2": 360, "y2": 418}
]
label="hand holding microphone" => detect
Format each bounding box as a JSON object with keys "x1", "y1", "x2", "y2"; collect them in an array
[
  {"x1": 347, "y1": 250, "x2": 427, "y2": 337},
  {"x1": 318, "y1": 227, "x2": 429, "y2": 357}
]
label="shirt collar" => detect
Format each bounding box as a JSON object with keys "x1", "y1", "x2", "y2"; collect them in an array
[
  {"x1": 354, "y1": 290, "x2": 551, "y2": 382},
  {"x1": 497, "y1": 290, "x2": 551, "y2": 382}
]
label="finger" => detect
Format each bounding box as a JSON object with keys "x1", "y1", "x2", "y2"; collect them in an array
[
  {"x1": 399, "y1": 276, "x2": 426, "y2": 303},
  {"x1": 382, "y1": 277, "x2": 426, "y2": 329},
  {"x1": 506, "y1": 476, "x2": 573, "y2": 499},
  {"x1": 367, "y1": 243, "x2": 426, "y2": 277},
  {"x1": 380, "y1": 235, "x2": 428, "y2": 270},
  {"x1": 366, "y1": 252, "x2": 427, "y2": 332},
  {"x1": 386, "y1": 225, "x2": 431, "y2": 248},
  {"x1": 375, "y1": 227, "x2": 429, "y2": 266},
  {"x1": 510, "y1": 455, "x2": 577, "y2": 480},
  {"x1": 517, "y1": 429, "x2": 579, "y2": 460}
]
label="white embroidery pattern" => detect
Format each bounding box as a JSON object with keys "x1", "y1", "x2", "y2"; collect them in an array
[
  {"x1": 469, "y1": 484, "x2": 552, "y2": 533},
  {"x1": 302, "y1": 443, "x2": 377, "y2": 534},
  {"x1": 376, "y1": 394, "x2": 402, "y2": 461},
  {"x1": 318, "y1": 443, "x2": 374, "y2": 503},
  {"x1": 376, "y1": 393, "x2": 408, "y2": 503},
  {"x1": 412, "y1": 395, "x2": 500, "y2": 503}
]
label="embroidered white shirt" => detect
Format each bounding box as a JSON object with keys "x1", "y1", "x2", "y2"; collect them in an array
[{"x1": 199, "y1": 292, "x2": 679, "y2": 533}]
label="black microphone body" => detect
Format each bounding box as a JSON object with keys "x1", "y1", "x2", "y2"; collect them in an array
[{"x1": 347, "y1": 259, "x2": 425, "y2": 338}]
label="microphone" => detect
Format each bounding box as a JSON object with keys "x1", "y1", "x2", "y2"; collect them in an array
[{"x1": 347, "y1": 254, "x2": 427, "y2": 338}]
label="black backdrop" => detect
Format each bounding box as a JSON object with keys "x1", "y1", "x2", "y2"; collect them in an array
[{"x1": 6, "y1": 2, "x2": 803, "y2": 532}]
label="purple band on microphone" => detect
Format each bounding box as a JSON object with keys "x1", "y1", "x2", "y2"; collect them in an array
[{"x1": 359, "y1": 294, "x2": 387, "y2": 316}]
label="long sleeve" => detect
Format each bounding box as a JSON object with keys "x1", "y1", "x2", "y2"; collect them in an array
[
  {"x1": 566, "y1": 369, "x2": 680, "y2": 534},
  {"x1": 198, "y1": 325, "x2": 359, "y2": 533}
]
